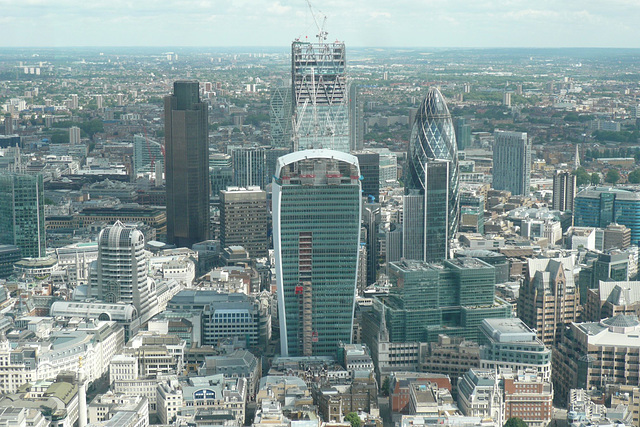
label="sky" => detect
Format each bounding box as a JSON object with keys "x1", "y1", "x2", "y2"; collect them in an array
[{"x1": 1, "y1": 0, "x2": 640, "y2": 48}]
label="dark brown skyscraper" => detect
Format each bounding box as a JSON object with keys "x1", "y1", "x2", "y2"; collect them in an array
[{"x1": 165, "y1": 80, "x2": 210, "y2": 247}]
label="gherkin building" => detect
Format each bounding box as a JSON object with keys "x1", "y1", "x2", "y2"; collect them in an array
[{"x1": 406, "y1": 87, "x2": 459, "y2": 243}]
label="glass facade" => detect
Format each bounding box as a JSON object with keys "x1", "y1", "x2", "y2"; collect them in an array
[
  {"x1": 292, "y1": 41, "x2": 349, "y2": 153},
  {"x1": 405, "y1": 88, "x2": 459, "y2": 261},
  {"x1": 165, "y1": 80, "x2": 210, "y2": 247},
  {"x1": 378, "y1": 258, "x2": 511, "y2": 344},
  {"x1": 0, "y1": 173, "x2": 45, "y2": 258},
  {"x1": 574, "y1": 187, "x2": 640, "y2": 244},
  {"x1": 274, "y1": 150, "x2": 361, "y2": 356}
]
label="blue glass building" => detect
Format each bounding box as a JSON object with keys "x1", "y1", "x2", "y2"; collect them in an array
[
  {"x1": 574, "y1": 186, "x2": 640, "y2": 244},
  {"x1": 273, "y1": 150, "x2": 361, "y2": 356}
]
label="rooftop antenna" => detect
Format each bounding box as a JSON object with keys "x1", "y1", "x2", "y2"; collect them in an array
[{"x1": 305, "y1": 0, "x2": 327, "y2": 43}]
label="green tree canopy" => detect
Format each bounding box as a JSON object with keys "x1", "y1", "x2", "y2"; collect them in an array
[
  {"x1": 628, "y1": 169, "x2": 640, "y2": 184},
  {"x1": 345, "y1": 413, "x2": 361, "y2": 427},
  {"x1": 605, "y1": 169, "x2": 621, "y2": 184},
  {"x1": 504, "y1": 417, "x2": 528, "y2": 427},
  {"x1": 591, "y1": 173, "x2": 601, "y2": 185},
  {"x1": 573, "y1": 167, "x2": 591, "y2": 187}
]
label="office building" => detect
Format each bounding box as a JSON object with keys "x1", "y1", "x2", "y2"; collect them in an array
[
  {"x1": 69, "y1": 126, "x2": 81, "y2": 145},
  {"x1": 578, "y1": 252, "x2": 630, "y2": 303},
  {"x1": 133, "y1": 134, "x2": 164, "y2": 174},
  {"x1": 220, "y1": 187, "x2": 268, "y2": 258},
  {"x1": 479, "y1": 318, "x2": 552, "y2": 381},
  {"x1": 3, "y1": 114, "x2": 13, "y2": 135},
  {"x1": 165, "y1": 80, "x2": 210, "y2": 247},
  {"x1": 603, "y1": 223, "x2": 631, "y2": 250},
  {"x1": 554, "y1": 315, "x2": 640, "y2": 403},
  {"x1": 292, "y1": 40, "x2": 349, "y2": 152},
  {"x1": 517, "y1": 257, "x2": 580, "y2": 346},
  {"x1": 349, "y1": 84, "x2": 364, "y2": 152},
  {"x1": 552, "y1": 170, "x2": 576, "y2": 212},
  {"x1": 404, "y1": 88, "x2": 459, "y2": 262},
  {"x1": 353, "y1": 151, "x2": 380, "y2": 203},
  {"x1": 454, "y1": 117, "x2": 472, "y2": 151},
  {"x1": 492, "y1": 131, "x2": 531, "y2": 196},
  {"x1": 585, "y1": 281, "x2": 640, "y2": 322},
  {"x1": 228, "y1": 146, "x2": 267, "y2": 189},
  {"x1": 361, "y1": 258, "x2": 512, "y2": 372},
  {"x1": 0, "y1": 244, "x2": 20, "y2": 278},
  {"x1": 362, "y1": 202, "x2": 380, "y2": 286},
  {"x1": 0, "y1": 173, "x2": 45, "y2": 258},
  {"x1": 459, "y1": 191, "x2": 485, "y2": 234},
  {"x1": 574, "y1": 187, "x2": 640, "y2": 245},
  {"x1": 167, "y1": 290, "x2": 264, "y2": 349},
  {"x1": 273, "y1": 150, "x2": 361, "y2": 356},
  {"x1": 269, "y1": 86, "x2": 293, "y2": 149},
  {"x1": 210, "y1": 153, "x2": 233, "y2": 197},
  {"x1": 89, "y1": 222, "x2": 158, "y2": 323}
]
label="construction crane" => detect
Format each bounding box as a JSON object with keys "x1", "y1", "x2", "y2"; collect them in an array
[{"x1": 305, "y1": 0, "x2": 327, "y2": 43}]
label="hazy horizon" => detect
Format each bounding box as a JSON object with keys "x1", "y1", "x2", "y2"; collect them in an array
[{"x1": 2, "y1": 0, "x2": 640, "y2": 49}]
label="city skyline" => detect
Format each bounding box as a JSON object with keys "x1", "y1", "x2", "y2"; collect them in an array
[{"x1": 2, "y1": 1, "x2": 640, "y2": 48}]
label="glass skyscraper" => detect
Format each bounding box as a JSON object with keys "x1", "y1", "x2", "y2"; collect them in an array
[
  {"x1": 273, "y1": 150, "x2": 361, "y2": 356},
  {"x1": 165, "y1": 80, "x2": 210, "y2": 247},
  {"x1": 0, "y1": 172, "x2": 45, "y2": 258},
  {"x1": 292, "y1": 41, "x2": 349, "y2": 153},
  {"x1": 574, "y1": 186, "x2": 640, "y2": 245},
  {"x1": 270, "y1": 86, "x2": 293, "y2": 149},
  {"x1": 404, "y1": 88, "x2": 459, "y2": 262},
  {"x1": 492, "y1": 130, "x2": 531, "y2": 196}
]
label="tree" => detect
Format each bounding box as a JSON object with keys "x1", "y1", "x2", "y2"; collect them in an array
[
  {"x1": 628, "y1": 169, "x2": 640, "y2": 184},
  {"x1": 591, "y1": 173, "x2": 601, "y2": 185},
  {"x1": 605, "y1": 169, "x2": 620, "y2": 184},
  {"x1": 345, "y1": 413, "x2": 361, "y2": 427},
  {"x1": 573, "y1": 167, "x2": 591, "y2": 187},
  {"x1": 381, "y1": 377, "x2": 390, "y2": 397},
  {"x1": 504, "y1": 417, "x2": 528, "y2": 427}
]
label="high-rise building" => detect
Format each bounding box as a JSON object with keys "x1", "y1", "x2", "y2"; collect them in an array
[
  {"x1": 133, "y1": 134, "x2": 164, "y2": 174},
  {"x1": 517, "y1": 257, "x2": 580, "y2": 346},
  {"x1": 269, "y1": 86, "x2": 293, "y2": 149},
  {"x1": 574, "y1": 187, "x2": 640, "y2": 245},
  {"x1": 454, "y1": 117, "x2": 472, "y2": 151},
  {"x1": 492, "y1": 130, "x2": 531, "y2": 196},
  {"x1": 210, "y1": 153, "x2": 233, "y2": 198},
  {"x1": 292, "y1": 40, "x2": 349, "y2": 153},
  {"x1": 3, "y1": 114, "x2": 13, "y2": 135},
  {"x1": 165, "y1": 80, "x2": 210, "y2": 247},
  {"x1": 404, "y1": 88, "x2": 459, "y2": 262},
  {"x1": 96, "y1": 94, "x2": 103, "y2": 109},
  {"x1": 552, "y1": 170, "x2": 576, "y2": 212},
  {"x1": 273, "y1": 150, "x2": 361, "y2": 356},
  {"x1": 220, "y1": 187, "x2": 268, "y2": 258},
  {"x1": 0, "y1": 173, "x2": 45, "y2": 258},
  {"x1": 228, "y1": 146, "x2": 267, "y2": 189},
  {"x1": 353, "y1": 151, "x2": 380, "y2": 202},
  {"x1": 69, "y1": 126, "x2": 81, "y2": 145},
  {"x1": 89, "y1": 221, "x2": 157, "y2": 323},
  {"x1": 349, "y1": 84, "x2": 364, "y2": 152},
  {"x1": 362, "y1": 202, "x2": 380, "y2": 286}
]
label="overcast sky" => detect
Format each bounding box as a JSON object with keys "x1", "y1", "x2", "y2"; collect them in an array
[{"x1": 2, "y1": 0, "x2": 639, "y2": 48}]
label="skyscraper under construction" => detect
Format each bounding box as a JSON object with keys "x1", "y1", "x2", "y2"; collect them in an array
[{"x1": 291, "y1": 39, "x2": 349, "y2": 153}]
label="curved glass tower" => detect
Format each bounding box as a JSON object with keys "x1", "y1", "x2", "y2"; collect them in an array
[{"x1": 404, "y1": 88, "x2": 459, "y2": 261}]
